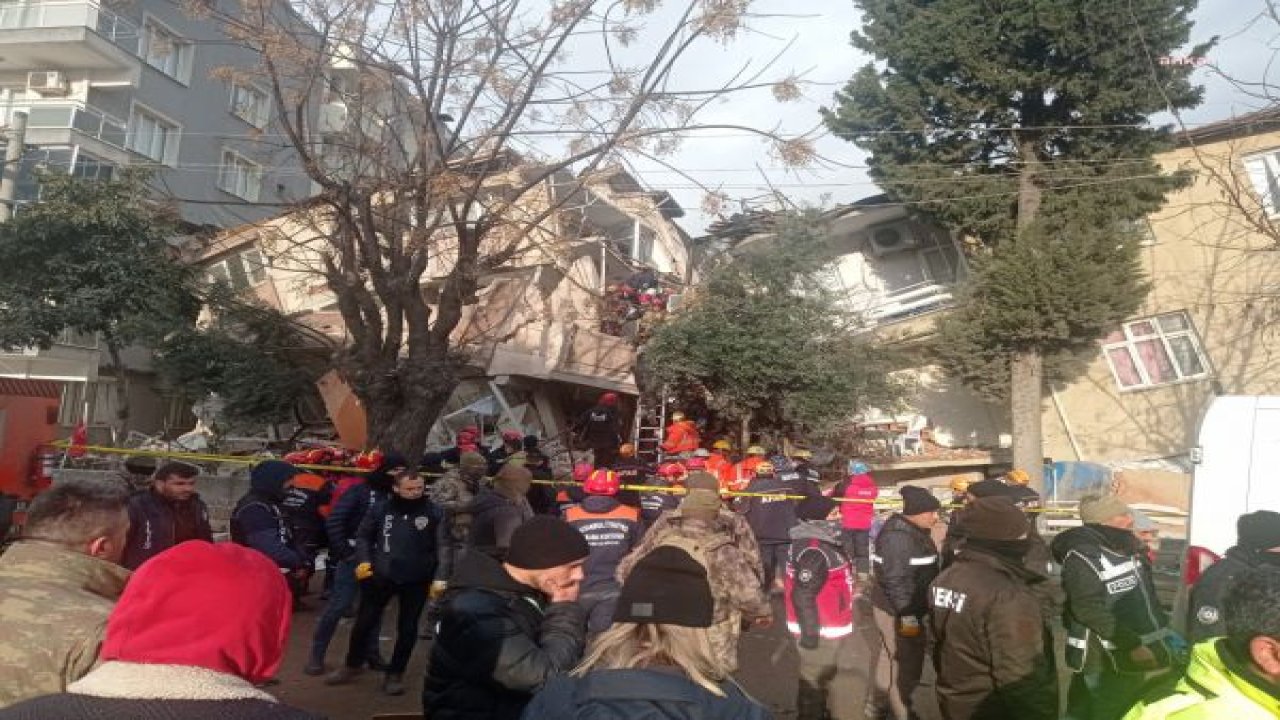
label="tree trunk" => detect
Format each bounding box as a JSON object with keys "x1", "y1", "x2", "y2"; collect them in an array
[
  {"x1": 105, "y1": 340, "x2": 130, "y2": 444},
  {"x1": 356, "y1": 353, "x2": 459, "y2": 464},
  {"x1": 1009, "y1": 351, "x2": 1044, "y2": 492}
]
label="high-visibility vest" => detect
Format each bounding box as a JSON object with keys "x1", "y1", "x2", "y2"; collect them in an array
[{"x1": 784, "y1": 538, "x2": 855, "y2": 639}]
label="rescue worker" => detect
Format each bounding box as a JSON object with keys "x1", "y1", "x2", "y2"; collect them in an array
[
  {"x1": 328, "y1": 469, "x2": 446, "y2": 695},
  {"x1": 280, "y1": 471, "x2": 333, "y2": 601},
  {"x1": 1188, "y1": 510, "x2": 1280, "y2": 642},
  {"x1": 604, "y1": 443, "x2": 644, "y2": 510},
  {"x1": 231, "y1": 460, "x2": 308, "y2": 604},
  {"x1": 928, "y1": 496, "x2": 1058, "y2": 720},
  {"x1": 706, "y1": 439, "x2": 735, "y2": 489},
  {"x1": 866, "y1": 485, "x2": 941, "y2": 720},
  {"x1": 429, "y1": 450, "x2": 487, "y2": 584},
  {"x1": 1051, "y1": 494, "x2": 1179, "y2": 720},
  {"x1": 575, "y1": 392, "x2": 624, "y2": 468},
  {"x1": 731, "y1": 445, "x2": 769, "y2": 492},
  {"x1": 487, "y1": 429, "x2": 526, "y2": 476},
  {"x1": 739, "y1": 460, "x2": 801, "y2": 594},
  {"x1": 1003, "y1": 468, "x2": 1042, "y2": 517},
  {"x1": 640, "y1": 461, "x2": 685, "y2": 528},
  {"x1": 619, "y1": 470, "x2": 772, "y2": 672},
  {"x1": 832, "y1": 461, "x2": 878, "y2": 575},
  {"x1": 661, "y1": 410, "x2": 701, "y2": 456},
  {"x1": 785, "y1": 492, "x2": 856, "y2": 720},
  {"x1": 1125, "y1": 565, "x2": 1280, "y2": 719},
  {"x1": 942, "y1": 477, "x2": 1010, "y2": 568},
  {"x1": 564, "y1": 469, "x2": 643, "y2": 634},
  {"x1": 121, "y1": 460, "x2": 213, "y2": 570}
]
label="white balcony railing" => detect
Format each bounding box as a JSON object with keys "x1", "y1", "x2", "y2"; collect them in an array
[
  {"x1": 859, "y1": 281, "x2": 955, "y2": 325},
  {"x1": 1, "y1": 100, "x2": 128, "y2": 150},
  {"x1": 0, "y1": 0, "x2": 140, "y2": 54}
]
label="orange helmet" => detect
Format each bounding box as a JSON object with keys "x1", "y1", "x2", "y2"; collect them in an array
[
  {"x1": 619, "y1": 443, "x2": 636, "y2": 458},
  {"x1": 1006, "y1": 469, "x2": 1031, "y2": 486},
  {"x1": 584, "y1": 469, "x2": 621, "y2": 496}
]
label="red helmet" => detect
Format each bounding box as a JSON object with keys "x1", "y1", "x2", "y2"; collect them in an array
[
  {"x1": 354, "y1": 449, "x2": 384, "y2": 469},
  {"x1": 573, "y1": 462, "x2": 594, "y2": 484},
  {"x1": 501, "y1": 429, "x2": 523, "y2": 442},
  {"x1": 305, "y1": 448, "x2": 332, "y2": 465},
  {"x1": 599, "y1": 392, "x2": 619, "y2": 406},
  {"x1": 584, "y1": 469, "x2": 621, "y2": 496},
  {"x1": 657, "y1": 462, "x2": 687, "y2": 479},
  {"x1": 684, "y1": 457, "x2": 707, "y2": 471},
  {"x1": 284, "y1": 450, "x2": 309, "y2": 464}
]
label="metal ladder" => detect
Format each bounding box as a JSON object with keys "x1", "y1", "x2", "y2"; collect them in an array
[{"x1": 633, "y1": 393, "x2": 667, "y2": 464}]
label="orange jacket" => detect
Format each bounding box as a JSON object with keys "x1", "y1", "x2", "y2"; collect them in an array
[
  {"x1": 706, "y1": 453, "x2": 735, "y2": 491},
  {"x1": 661, "y1": 420, "x2": 700, "y2": 454},
  {"x1": 729, "y1": 456, "x2": 764, "y2": 492}
]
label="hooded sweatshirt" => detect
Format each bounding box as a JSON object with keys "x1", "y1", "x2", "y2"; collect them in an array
[
  {"x1": 0, "y1": 541, "x2": 322, "y2": 719},
  {"x1": 231, "y1": 461, "x2": 304, "y2": 571}
]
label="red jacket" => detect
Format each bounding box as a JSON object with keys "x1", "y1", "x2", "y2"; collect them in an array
[
  {"x1": 661, "y1": 420, "x2": 700, "y2": 454},
  {"x1": 836, "y1": 473, "x2": 878, "y2": 531}
]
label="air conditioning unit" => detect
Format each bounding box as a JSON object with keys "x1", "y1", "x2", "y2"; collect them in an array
[
  {"x1": 867, "y1": 222, "x2": 920, "y2": 257},
  {"x1": 27, "y1": 71, "x2": 68, "y2": 96}
]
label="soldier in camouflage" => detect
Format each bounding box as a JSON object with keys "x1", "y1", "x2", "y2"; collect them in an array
[
  {"x1": 428, "y1": 450, "x2": 488, "y2": 591},
  {"x1": 0, "y1": 482, "x2": 132, "y2": 708},
  {"x1": 617, "y1": 470, "x2": 771, "y2": 672}
]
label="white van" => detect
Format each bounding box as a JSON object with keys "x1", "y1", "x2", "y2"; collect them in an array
[{"x1": 1185, "y1": 396, "x2": 1280, "y2": 583}]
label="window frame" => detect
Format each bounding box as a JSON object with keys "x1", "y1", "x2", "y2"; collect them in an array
[
  {"x1": 1243, "y1": 148, "x2": 1280, "y2": 219},
  {"x1": 205, "y1": 247, "x2": 268, "y2": 291},
  {"x1": 139, "y1": 16, "x2": 194, "y2": 84},
  {"x1": 1101, "y1": 310, "x2": 1212, "y2": 392},
  {"x1": 229, "y1": 81, "x2": 270, "y2": 129},
  {"x1": 126, "y1": 102, "x2": 181, "y2": 166},
  {"x1": 217, "y1": 148, "x2": 263, "y2": 202}
]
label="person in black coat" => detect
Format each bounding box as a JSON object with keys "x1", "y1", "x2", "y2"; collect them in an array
[
  {"x1": 468, "y1": 464, "x2": 534, "y2": 559},
  {"x1": 231, "y1": 461, "x2": 306, "y2": 582},
  {"x1": 121, "y1": 461, "x2": 212, "y2": 570},
  {"x1": 327, "y1": 468, "x2": 446, "y2": 696},
  {"x1": 424, "y1": 516, "x2": 591, "y2": 720},
  {"x1": 574, "y1": 393, "x2": 623, "y2": 468},
  {"x1": 521, "y1": 545, "x2": 772, "y2": 720},
  {"x1": 737, "y1": 461, "x2": 802, "y2": 593},
  {"x1": 1188, "y1": 510, "x2": 1280, "y2": 642}
]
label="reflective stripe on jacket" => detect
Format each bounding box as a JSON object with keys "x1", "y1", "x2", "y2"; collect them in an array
[{"x1": 1124, "y1": 639, "x2": 1280, "y2": 719}]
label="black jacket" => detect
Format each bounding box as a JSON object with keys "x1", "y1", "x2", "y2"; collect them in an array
[
  {"x1": 356, "y1": 494, "x2": 446, "y2": 584},
  {"x1": 521, "y1": 668, "x2": 772, "y2": 720},
  {"x1": 0, "y1": 695, "x2": 324, "y2": 719},
  {"x1": 739, "y1": 474, "x2": 801, "y2": 544},
  {"x1": 870, "y1": 514, "x2": 940, "y2": 617},
  {"x1": 324, "y1": 483, "x2": 384, "y2": 563},
  {"x1": 1051, "y1": 524, "x2": 1174, "y2": 673},
  {"x1": 1188, "y1": 547, "x2": 1280, "y2": 642},
  {"x1": 928, "y1": 541, "x2": 1058, "y2": 720},
  {"x1": 576, "y1": 405, "x2": 622, "y2": 449},
  {"x1": 122, "y1": 490, "x2": 213, "y2": 570},
  {"x1": 468, "y1": 489, "x2": 533, "y2": 559},
  {"x1": 231, "y1": 477, "x2": 304, "y2": 571},
  {"x1": 423, "y1": 550, "x2": 586, "y2": 720}
]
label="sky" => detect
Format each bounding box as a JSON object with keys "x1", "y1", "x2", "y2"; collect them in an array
[{"x1": 627, "y1": 0, "x2": 1279, "y2": 235}]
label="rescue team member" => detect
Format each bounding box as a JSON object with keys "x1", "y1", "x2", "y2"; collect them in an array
[
  {"x1": 706, "y1": 439, "x2": 735, "y2": 487},
  {"x1": 280, "y1": 471, "x2": 333, "y2": 603},
  {"x1": 564, "y1": 469, "x2": 643, "y2": 634},
  {"x1": 785, "y1": 493, "x2": 855, "y2": 720},
  {"x1": 928, "y1": 496, "x2": 1058, "y2": 720},
  {"x1": 423, "y1": 516, "x2": 590, "y2": 720},
  {"x1": 832, "y1": 461, "x2": 878, "y2": 576},
  {"x1": 739, "y1": 460, "x2": 801, "y2": 593},
  {"x1": 1188, "y1": 510, "x2": 1280, "y2": 642},
  {"x1": 487, "y1": 429, "x2": 526, "y2": 476},
  {"x1": 0, "y1": 483, "x2": 131, "y2": 708},
  {"x1": 661, "y1": 410, "x2": 701, "y2": 456},
  {"x1": 1126, "y1": 565, "x2": 1280, "y2": 719},
  {"x1": 327, "y1": 469, "x2": 446, "y2": 696},
  {"x1": 866, "y1": 485, "x2": 941, "y2": 720},
  {"x1": 619, "y1": 470, "x2": 771, "y2": 673},
  {"x1": 941, "y1": 477, "x2": 1008, "y2": 568},
  {"x1": 575, "y1": 392, "x2": 624, "y2": 468},
  {"x1": 790, "y1": 448, "x2": 819, "y2": 484},
  {"x1": 1002, "y1": 468, "x2": 1042, "y2": 516},
  {"x1": 731, "y1": 445, "x2": 769, "y2": 491},
  {"x1": 640, "y1": 462, "x2": 685, "y2": 528},
  {"x1": 231, "y1": 460, "x2": 309, "y2": 604},
  {"x1": 1051, "y1": 494, "x2": 1180, "y2": 720},
  {"x1": 121, "y1": 460, "x2": 212, "y2": 570}
]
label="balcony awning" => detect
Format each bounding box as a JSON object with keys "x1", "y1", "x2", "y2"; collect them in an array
[{"x1": 0, "y1": 378, "x2": 61, "y2": 398}]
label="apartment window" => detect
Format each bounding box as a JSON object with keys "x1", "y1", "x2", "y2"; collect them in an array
[
  {"x1": 205, "y1": 248, "x2": 267, "y2": 290},
  {"x1": 1102, "y1": 311, "x2": 1210, "y2": 390},
  {"x1": 218, "y1": 150, "x2": 262, "y2": 202},
  {"x1": 127, "y1": 106, "x2": 179, "y2": 165},
  {"x1": 230, "y1": 82, "x2": 269, "y2": 128},
  {"x1": 58, "y1": 381, "x2": 118, "y2": 427},
  {"x1": 140, "y1": 20, "x2": 193, "y2": 82}
]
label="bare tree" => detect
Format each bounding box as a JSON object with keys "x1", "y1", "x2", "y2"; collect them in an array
[{"x1": 200, "y1": 0, "x2": 808, "y2": 457}]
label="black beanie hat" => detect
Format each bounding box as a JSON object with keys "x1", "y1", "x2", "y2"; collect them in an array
[
  {"x1": 504, "y1": 516, "x2": 590, "y2": 570},
  {"x1": 1238, "y1": 510, "x2": 1280, "y2": 552},
  {"x1": 797, "y1": 493, "x2": 837, "y2": 521},
  {"x1": 613, "y1": 546, "x2": 714, "y2": 627},
  {"x1": 967, "y1": 478, "x2": 1012, "y2": 499},
  {"x1": 961, "y1": 496, "x2": 1029, "y2": 540},
  {"x1": 900, "y1": 485, "x2": 941, "y2": 515}
]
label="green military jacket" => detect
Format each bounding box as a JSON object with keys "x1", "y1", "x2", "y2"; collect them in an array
[
  {"x1": 0, "y1": 540, "x2": 130, "y2": 708},
  {"x1": 1124, "y1": 639, "x2": 1280, "y2": 719}
]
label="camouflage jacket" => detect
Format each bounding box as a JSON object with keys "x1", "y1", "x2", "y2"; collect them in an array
[
  {"x1": 429, "y1": 469, "x2": 482, "y2": 580},
  {"x1": 0, "y1": 540, "x2": 130, "y2": 708},
  {"x1": 616, "y1": 508, "x2": 769, "y2": 671}
]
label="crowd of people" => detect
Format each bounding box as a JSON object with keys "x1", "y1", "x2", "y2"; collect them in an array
[{"x1": 0, "y1": 407, "x2": 1278, "y2": 720}]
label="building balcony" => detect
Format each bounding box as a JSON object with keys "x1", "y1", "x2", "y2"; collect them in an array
[
  {"x1": 0, "y1": 0, "x2": 141, "y2": 72},
  {"x1": 0, "y1": 101, "x2": 133, "y2": 165},
  {"x1": 0, "y1": 329, "x2": 100, "y2": 382}
]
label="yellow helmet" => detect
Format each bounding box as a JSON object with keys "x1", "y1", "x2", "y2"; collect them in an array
[
  {"x1": 950, "y1": 476, "x2": 972, "y2": 493},
  {"x1": 746, "y1": 445, "x2": 766, "y2": 456},
  {"x1": 754, "y1": 461, "x2": 776, "y2": 475},
  {"x1": 792, "y1": 448, "x2": 813, "y2": 459},
  {"x1": 712, "y1": 439, "x2": 732, "y2": 451},
  {"x1": 1006, "y1": 469, "x2": 1031, "y2": 486},
  {"x1": 671, "y1": 411, "x2": 686, "y2": 422}
]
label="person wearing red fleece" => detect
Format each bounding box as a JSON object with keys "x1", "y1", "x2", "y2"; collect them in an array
[{"x1": 0, "y1": 541, "x2": 324, "y2": 720}]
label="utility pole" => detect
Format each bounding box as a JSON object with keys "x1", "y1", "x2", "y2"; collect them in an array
[{"x1": 0, "y1": 110, "x2": 28, "y2": 223}]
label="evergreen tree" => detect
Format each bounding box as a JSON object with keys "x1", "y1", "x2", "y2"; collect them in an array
[{"x1": 823, "y1": 0, "x2": 1211, "y2": 484}]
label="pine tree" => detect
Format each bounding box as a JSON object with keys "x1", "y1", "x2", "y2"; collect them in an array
[{"x1": 823, "y1": 0, "x2": 1212, "y2": 485}]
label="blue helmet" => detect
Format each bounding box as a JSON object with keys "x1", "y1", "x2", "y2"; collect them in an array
[{"x1": 848, "y1": 460, "x2": 870, "y2": 475}]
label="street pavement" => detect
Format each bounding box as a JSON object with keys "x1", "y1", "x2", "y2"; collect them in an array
[{"x1": 274, "y1": 594, "x2": 943, "y2": 720}]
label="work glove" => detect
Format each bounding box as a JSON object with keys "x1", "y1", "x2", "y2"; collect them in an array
[
  {"x1": 896, "y1": 615, "x2": 922, "y2": 638},
  {"x1": 429, "y1": 580, "x2": 448, "y2": 600},
  {"x1": 355, "y1": 562, "x2": 374, "y2": 581}
]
